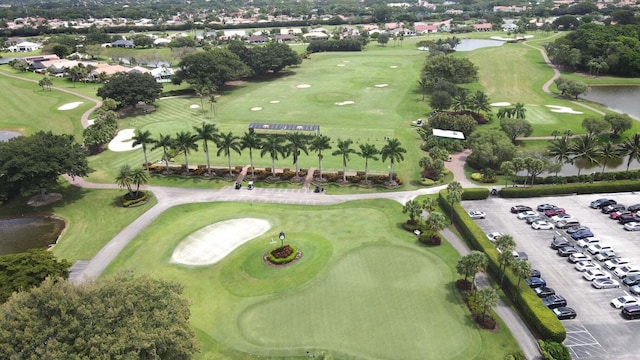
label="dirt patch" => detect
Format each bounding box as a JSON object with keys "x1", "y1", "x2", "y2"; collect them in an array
[
  {"x1": 27, "y1": 193, "x2": 62, "y2": 207},
  {"x1": 118, "y1": 104, "x2": 156, "y2": 118}
]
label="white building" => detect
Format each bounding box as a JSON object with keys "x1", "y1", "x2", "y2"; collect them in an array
[{"x1": 7, "y1": 41, "x2": 40, "y2": 52}]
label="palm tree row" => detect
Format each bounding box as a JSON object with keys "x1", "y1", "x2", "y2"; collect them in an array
[
  {"x1": 548, "y1": 133, "x2": 640, "y2": 176},
  {"x1": 132, "y1": 125, "x2": 407, "y2": 181}
]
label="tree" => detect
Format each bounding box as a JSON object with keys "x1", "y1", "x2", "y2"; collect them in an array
[
  {"x1": 424, "y1": 212, "x2": 447, "y2": 235},
  {"x1": 83, "y1": 115, "x2": 117, "y2": 155},
  {"x1": 332, "y1": 139, "x2": 356, "y2": 182},
  {"x1": 451, "y1": 91, "x2": 470, "y2": 111},
  {"x1": 605, "y1": 114, "x2": 633, "y2": 138},
  {"x1": 0, "y1": 250, "x2": 70, "y2": 304},
  {"x1": 422, "y1": 197, "x2": 438, "y2": 213},
  {"x1": 115, "y1": 164, "x2": 134, "y2": 197},
  {"x1": 500, "y1": 118, "x2": 533, "y2": 143},
  {"x1": 554, "y1": 78, "x2": 588, "y2": 99},
  {"x1": 309, "y1": 135, "x2": 332, "y2": 181},
  {"x1": 38, "y1": 76, "x2": 52, "y2": 91},
  {"x1": 0, "y1": 131, "x2": 91, "y2": 198},
  {"x1": 512, "y1": 102, "x2": 526, "y2": 120},
  {"x1": 475, "y1": 287, "x2": 498, "y2": 321},
  {"x1": 470, "y1": 91, "x2": 492, "y2": 116},
  {"x1": 194, "y1": 122, "x2": 219, "y2": 176},
  {"x1": 151, "y1": 133, "x2": 174, "y2": 173},
  {"x1": 569, "y1": 134, "x2": 602, "y2": 175},
  {"x1": 582, "y1": 117, "x2": 610, "y2": 136},
  {"x1": 193, "y1": 83, "x2": 211, "y2": 109},
  {"x1": 67, "y1": 65, "x2": 87, "y2": 87},
  {"x1": 620, "y1": 133, "x2": 640, "y2": 172},
  {"x1": 357, "y1": 143, "x2": 379, "y2": 181},
  {"x1": 456, "y1": 254, "x2": 475, "y2": 283},
  {"x1": 284, "y1": 132, "x2": 309, "y2": 178},
  {"x1": 260, "y1": 135, "x2": 286, "y2": 175},
  {"x1": 240, "y1": 131, "x2": 262, "y2": 179},
  {"x1": 9, "y1": 59, "x2": 28, "y2": 72},
  {"x1": 422, "y1": 54, "x2": 478, "y2": 85},
  {"x1": 467, "y1": 130, "x2": 516, "y2": 170},
  {"x1": 513, "y1": 260, "x2": 531, "y2": 289},
  {"x1": 381, "y1": 138, "x2": 406, "y2": 183},
  {"x1": 245, "y1": 42, "x2": 302, "y2": 76},
  {"x1": 524, "y1": 157, "x2": 546, "y2": 186},
  {"x1": 216, "y1": 132, "x2": 242, "y2": 176},
  {"x1": 132, "y1": 130, "x2": 155, "y2": 172},
  {"x1": 417, "y1": 76, "x2": 429, "y2": 101},
  {"x1": 500, "y1": 161, "x2": 515, "y2": 187},
  {"x1": 428, "y1": 112, "x2": 477, "y2": 138},
  {"x1": 457, "y1": 251, "x2": 488, "y2": 289},
  {"x1": 51, "y1": 43, "x2": 72, "y2": 58},
  {"x1": 174, "y1": 131, "x2": 199, "y2": 172},
  {"x1": 96, "y1": 72, "x2": 162, "y2": 109},
  {"x1": 548, "y1": 136, "x2": 573, "y2": 176},
  {"x1": 0, "y1": 274, "x2": 198, "y2": 358},
  {"x1": 430, "y1": 91, "x2": 452, "y2": 111},
  {"x1": 445, "y1": 181, "x2": 463, "y2": 223},
  {"x1": 403, "y1": 199, "x2": 422, "y2": 224},
  {"x1": 377, "y1": 33, "x2": 390, "y2": 46},
  {"x1": 172, "y1": 49, "x2": 251, "y2": 89},
  {"x1": 599, "y1": 142, "x2": 622, "y2": 174}
]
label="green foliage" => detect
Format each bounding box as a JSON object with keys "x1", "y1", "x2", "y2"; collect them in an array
[
  {"x1": 539, "y1": 339, "x2": 571, "y2": 360},
  {"x1": 0, "y1": 273, "x2": 198, "y2": 358},
  {"x1": 467, "y1": 130, "x2": 517, "y2": 170},
  {"x1": 306, "y1": 39, "x2": 364, "y2": 52},
  {"x1": 553, "y1": 77, "x2": 588, "y2": 99},
  {"x1": 96, "y1": 72, "x2": 162, "y2": 108},
  {"x1": 461, "y1": 187, "x2": 490, "y2": 200},
  {"x1": 500, "y1": 118, "x2": 533, "y2": 143},
  {"x1": 228, "y1": 42, "x2": 301, "y2": 76},
  {"x1": 499, "y1": 179, "x2": 640, "y2": 197},
  {"x1": 428, "y1": 112, "x2": 477, "y2": 137},
  {"x1": 422, "y1": 54, "x2": 479, "y2": 84},
  {"x1": 173, "y1": 48, "x2": 251, "y2": 89},
  {"x1": 121, "y1": 190, "x2": 150, "y2": 208},
  {"x1": 0, "y1": 249, "x2": 70, "y2": 304},
  {"x1": 605, "y1": 113, "x2": 633, "y2": 137},
  {"x1": 267, "y1": 244, "x2": 298, "y2": 264}
]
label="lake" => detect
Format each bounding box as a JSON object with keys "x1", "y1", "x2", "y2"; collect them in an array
[
  {"x1": 0, "y1": 217, "x2": 65, "y2": 255},
  {"x1": 455, "y1": 39, "x2": 504, "y2": 52},
  {"x1": 581, "y1": 85, "x2": 640, "y2": 120},
  {"x1": 0, "y1": 130, "x2": 21, "y2": 142}
]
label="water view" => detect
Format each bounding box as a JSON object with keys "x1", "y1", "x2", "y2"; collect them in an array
[
  {"x1": 0, "y1": 217, "x2": 65, "y2": 255},
  {"x1": 455, "y1": 39, "x2": 504, "y2": 52},
  {"x1": 581, "y1": 85, "x2": 640, "y2": 120},
  {"x1": 0, "y1": 130, "x2": 21, "y2": 142}
]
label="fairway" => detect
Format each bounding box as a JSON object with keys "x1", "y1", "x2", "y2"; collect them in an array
[{"x1": 104, "y1": 200, "x2": 519, "y2": 359}]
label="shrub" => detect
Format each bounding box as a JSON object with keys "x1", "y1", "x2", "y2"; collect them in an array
[
  {"x1": 121, "y1": 191, "x2": 149, "y2": 207},
  {"x1": 461, "y1": 187, "x2": 490, "y2": 200},
  {"x1": 539, "y1": 340, "x2": 571, "y2": 360},
  {"x1": 471, "y1": 173, "x2": 483, "y2": 181},
  {"x1": 499, "y1": 180, "x2": 640, "y2": 198},
  {"x1": 420, "y1": 178, "x2": 436, "y2": 186},
  {"x1": 419, "y1": 233, "x2": 441, "y2": 246},
  {"x1": 267, "y1": 244, "x2": 298, "y2": 265}
]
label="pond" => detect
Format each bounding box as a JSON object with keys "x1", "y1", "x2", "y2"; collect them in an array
[
  {"x1": 581, "y1": 85, "x2": 640, "y2": 120},
  {"x1": 0, "y1": 217, "x2": 65, "y2": 255},
  {"x1": 0, "y1": 130, "x2": 21, "y2": 142},
  {"x1": 454, "y1": 39, "x2": 504, "y2": 52}
]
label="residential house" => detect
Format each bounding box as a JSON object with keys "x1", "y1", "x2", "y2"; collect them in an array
[
  {"x1": 472, "y1": 23, "x2": 493, "y2": 32},
  {"x1": 7, "y1": 41, "x2": 41, "y2": 52},
  {"x1": 110, "y1": 39, "x2": 135, "y2": 48},
  {"x1": 276, "y1": 34, "x2": 297, "y2": 43},
  {"x1": 150, "y1": 66, "x2": 174, "y2": 83},
  {"x1": 280, "y1": 28, "x2": 302, "y2": 35},
  {"x1": 303, "y1": 32, "x2": 329, "y2": 41},
  {"x1": 246, "y1": 35, "x2": 268, "y2": 44},
  {"x1": 415, "y1": 22, "x2": 438, "y2": 34}
]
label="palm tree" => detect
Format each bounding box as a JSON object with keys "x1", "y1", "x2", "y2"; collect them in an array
[
  {"x1": 284, "y1": 132, "x2": 309, "y2": 178},
  {"x1": 456, "y1": 255, "x2": 475, "y2": 283},
  {"x1": 357, "y1": 143, "x2": 379, "y2": 181},
  {"x1": 500, "y1": 161, "x2": 515, "y2": 187},
  {"x1": 403, "y1": 199, "x2": 422, "y2": 224},
  {"x1": 381, "y1": 138, "x2": 406, "y2": 183},
  {"x1": 620, "y1": 133, "x2": 640, "y2": 172},
  {"x1": 495, "y1": 234, "x2": 516, "y2": 286},
  {"x1": 193, "y1": 122, "x2": 219, "y2": 176},
  {"x1": 445, "y1": 181, "x2": 463, "y2": 223},
  {"x1": 600, "y1": 142, "x2": 622, "y2": 174},
  {"x1": 130, "y1": 167, "x2": 148, "y2": 197},
  {"x1": 512, "y1": 102, "x2": 526, "y2": 119},
  {"x1": 451, "y1": 90, "x2": 470, "y2": 111},
  {"x1": 132, "y1": 129, "x2": 155, "y2": 172},
  {"x1": 468, "y1": 251, "x2": 488, "y2": 290},
  {"x1": 308, "y1": 135, "x2": 331, "y2": 180},
  {"x1": 424, "y1": 212, "x2": 447, "y2": 235},
  {"x1": 475, "y1": 287, "x2": 499, "y2": 321},
  {"x1": 151, "y1": 133, "x2": 174, "y2": 173},
  {"x1": 332, "y1": 139, "x2": 356, "y2": 182},
  {"x1": 548, "y1": 136, "x2": 573, "y2": 176},
  {"x1": 551, "y1": 130, "x2": 560, "y2": 140},
  {"x1": 240, "y1": 131, "x2": 262, "y2": 179},
  {"x1": 194, "y1": 83, "x2": 210, "y2": 109},
  {"x1": 513, "y1": 260, "x2": 532, "y2": 289},
  {"x1": 216, "y1": 132, "x2": 242, "y2": 176},
  {"x1": 174, "y1": 131, "x2": 199, "y2": 172},
  {"x1": 569, "y1": 134, "x2": 602, "y2": 176},
  {"x1": 422, "y1": 197, "x2": 437, "y2": 214},
  {"x1": 417, "y1": 76, "x2": 429, "y2": 101},
  {"x1": 208, "y1": 95, "x2": 217, "y2": 115},
  {"x1": 496, "y1": 107, "x2": 513, "y2": 120},
  {"x1": 470, "y1": 91, "x2": 491, "y2": 115},
  {"x1": 115, "y1": 164, "x2": 134, "y2": 198},
  {"x1": 260, "y1": 135, "x2": 286, "y2": 175}
]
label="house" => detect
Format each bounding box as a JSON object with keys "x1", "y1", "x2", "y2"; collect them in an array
[
  {"x1": 415, "y1": 23, "x2": 438, "y2": 34},
  {"x1": 153, "y1": 38, "x2": 171, "y2": 46},
  {"x1": 502, "y1": 23, "x2": 519, "y2": 32},
  {"x1": 110, "y1": 39, "x2": 135, "y2": 48},
  {"x1": 150, "y1": 66, "x2": 174, "y2": 83},
  {"x1": 472, "y1": 23, "x2": 493, "y2": 32},
  {"x1": 276, "y1": 34, "x2": 297, "y2": 43},
  {"x1": 280, "y1": 28, "x2": 302, "y2": 35},
  {"x1": 246, "y1": 35, "x2": 268, "y2": 44},
  {"x1": 7, "y1": 41, "x2": 41, "y2": 52},
  {"x1": 222, "y1": 29, "x2": 247, "y2": 39},
  {"x1": 303, "y1": 32, "x2": 329, "y2": 41}
]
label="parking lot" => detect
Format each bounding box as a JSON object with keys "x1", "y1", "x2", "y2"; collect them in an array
[{"x1": 463, "y1": 192, "x2": 640, "y2": 360}]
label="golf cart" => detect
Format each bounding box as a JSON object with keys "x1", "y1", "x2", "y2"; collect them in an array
[{"x1": 247, "y1": 181, "x2": 254, "y2": 190}]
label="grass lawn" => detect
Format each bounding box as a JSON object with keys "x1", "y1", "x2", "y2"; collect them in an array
[{"x1": 103, "y1": 199, "x2": 520, "y2": 359}]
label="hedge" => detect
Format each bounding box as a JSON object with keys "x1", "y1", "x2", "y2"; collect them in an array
[
  {"x1": 267, "y1": 245, "x2": 298, "y2": 264},
  {"x1": 439, "y1": 189, "x2": 566, "y2": 342},
  {"x1": 121, "y1": 191, "x2": 150, "y2": 208},
  {"x1": 461, "y1": 187, "x2": 490, "y2": 200},
  {"x1": 499, "y1": 180, "x2": 640, "y2": 198}
]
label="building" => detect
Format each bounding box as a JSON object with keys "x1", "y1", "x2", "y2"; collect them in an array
[{"x1": 7, "y1": 41, "x2": 41, "y2": 52}]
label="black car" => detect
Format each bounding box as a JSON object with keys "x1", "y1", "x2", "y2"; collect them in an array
[
  {"x1": 628, "y1": 204, "x2": 640, "y2": 212},
  {"x1": 566, "y1": 226, "x2": 590, "y2": 234},
  {"x1": 618, "y1": 214, "x2": 640, "y2": 224},
  {"x1": 531, "y1": 269, "x2": 541, "y2": 278},
  {"x1": 553, "y1": 307, "x2": 577, "y2": 320},
  {"x1": 526, "y1": 277, "x2": 547, "y2": 288},
  {"x1": 591, "y1": 198, "x2": 616, "y2": 209},
  {"x1": 558, "y1": 246, "x2": 579, "y2": 257},
  {"x1": 543, "y1": 295, "x2": 568, "y2": 309},
  {"x1": 624, "y1": 274, "x2": 640, "y2": 286},
  {"x1": 537, "y1": 204, "x2": 558, "y2": 212},
  {"x1": 622, "y1": 304, "x2": 640, "y2": 320},
  {"x1": 526, "y1": 216, "x2": 546, "y2": 225},
  {"x1": 511, "y1": 205, "x2": 533, "y2": 214},
  {"x1": 534, "y1": 286, "x2": 555, "y2": 298},
  {"x1": 551, "y1": 238, "x2": 571, "y2": 250},
  {"x1": 602, "y1": 204, "x2": 625, "y2": 214}
]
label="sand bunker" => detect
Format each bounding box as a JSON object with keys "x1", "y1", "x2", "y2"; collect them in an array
[
  {"x1": 389, "y1": 65, "x2": 398, "y2": 68},
  {"x1": 170, "y1": 218, "x2": 271, "y2": 266},
  {"x1": 374, "y1": 84, "x2": 389, "y2": 88},
  {"x1": 251, "y1": 107, "x2": 263, "y2": 111},
  {"x1": 269, "y1": 100, "x2": 280, "y2": 104},
  {"x1": 335, "y1": 101, "x2": 355, "y2": 106},
  {"x1": 337, "y1": 64, "x2": 346, "y2": 67},
  {"x1": 87, "y1": 119, "x2": 95, "y2": 126},
  {"x1": 491, "y1": 102, "x2": 512, "y2": 107},
  {"x1": 58, "y1": 102, "x2": 83, "y2": 111},
  {"x1": 546, "y1": 105, "x2": 583, "y2": 114},
  {"x1": 343, "y1": 60, "x2": 350, "y2": 63},
  {"x1": 190, "y1": 104, "x2": 200, "y2": 109},
  {"x1": 297, "y1": 84, "x2": 311, "y2": 89},
  {"x1": 108, "y1": 129, "x2": 142, "y2": 152}
]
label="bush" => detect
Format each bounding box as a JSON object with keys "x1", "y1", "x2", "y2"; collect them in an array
[
  {"x1": 499, "y1": 180, "x2": 640, "y2": 198},
  {"x1": 471, "y1": 173, "x2": 483, "y2": 181},
  {"x1": 267, "y1": 244, "x2": 298, "y2": 265},
  {"x1": 539, "y1": 340, "x2": 571, "y2": 360},
  {"x1": 461, "y1": 187, "x2": 490, "y2": 200},
  {"x1": 420, "y1": 178, "x2": 436, "y2": 186},
  {"x1": 120, "y1": 191, "x2": 149, "y2": 207},
  {"x1": 418, "y1": 233, "x2": 441, "y2": 246}
]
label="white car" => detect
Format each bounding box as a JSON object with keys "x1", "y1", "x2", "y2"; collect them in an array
[
  {"x1": 574, "y1": 261, "x2": 601, "y2": 272},
  {"x1": 469, "y1": 210, "x2": 486, "y2": 219},
  {"x1": 604, "y1": 258, "x2": 630, "y2": 270},
  {"x1": 532, "y1": 220, "x2": 554, "y2": 230},
  {"x1": 550, "y1": 214, "x2": 574, "y2": 223},
  {"x1": 595, "y1": 249, "x2": 617, "y2": 261},
  {"x1": 624, "y1": 222, "x2": 640, "y2": 231},
  {"x1": 583, "y1": 269, "x2": 611, "y2": 281},
  {"x1": 592, "y1": 278, "x2": 620, "y2": 289},
  {"x1": 576, "y1": 237, "x2": 601, "y2": 248},
  {"x1": 517, "y1": 211, "x2": 538, "y2": 219},
  {"x1": 568, "y1": 253, "x2": 592, "y2": 263},
  {"x1": 587, "y1": 244, "x2": 614, "y2": 255},
  {"x1": 614, "y1": 265, "x2": 640, "y2": 279},
  {"x1": 611, "y1": 295, "x2": 639, "y2": 309},
  {"x1": 486, "y1": 232, "x2": 505, "y2": 242}
]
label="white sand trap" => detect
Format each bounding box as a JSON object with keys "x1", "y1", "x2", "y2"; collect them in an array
[
  {"x1": 108, "y1": 129, "x2": 142, "y2": 152},
  {"x1": 335, "y1": 101, "x2": 355, "y2": 106},
  {"x1": 87, "y1": 119, "x2": 95, "y2": 126},
  {"x1": 491, "y1": 102, "x2": 512, "y2": 107},
  {"x1": 297, "y1": 84, "x2": 311, "y2": 89},
  {"x1": 190, "y1": 104, "x2": 200, "y2": 109},
  {"x1": 546, "y1": 105, "x2": 583, "y2": 114},
  {"x1": 251, "y1": 107, "x2": 263, "y2": 111},
  {"x1": 374, "y1": 84, "x2": 389, "y2": 88},
  {"x1": 389, "y1": 65, "x2": 398, "y2": 68},
  {"x1": 269, "y1": 100, "x2": 280, "y2": 104},
  {"x1": 343, "y1": 60, "x2": 350, "y2": 63},
  {"x1": 337, "y1": 64, "x2": 346, "y2": 67},
  {"x1": 57, "y1": 102, "x2": 83, "y2": 111},
  {"x1": 170, "y1": 218, "x2": 271, "y2": 266},
  {"x1": 524, "y1": 35, "x2": 534, "y2": 38}
]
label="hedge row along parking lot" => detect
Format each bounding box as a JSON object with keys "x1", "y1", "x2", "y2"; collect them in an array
[{"x1": 463, "y1": 192, "x2": 640, "y2": 360}]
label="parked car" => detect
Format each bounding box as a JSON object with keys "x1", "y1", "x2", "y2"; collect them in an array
[
  {"x1": 542, "y1": 295, "x2": 568, "y2": 309},
  {"x1": 486, "y1": 232, "x2": 505, "y2": 242},
  {"x1": 587, "y1": 244, "x2": 614, "y2": 255},
  {"x1": 545, "y1": 208, "x2": 566, "y2": 217},
  {"x1": 624, "y1": 274, "x2": 640, "y2": 286},
  {"x1": 551, "y1": 238, "x2": 571, "y2": 250},
  {"x1": 595, "y1": 250, "x2": 617, "y2": 262},
  {"x1": 511, "y1": 205, "x2": 533, "y2": 213},
  {"x1": 526, "y1": 277, "x2": 547, "y2": 288},
  {"x1": 517, "y1": 210, "x2": 538, "y2": 220},
  {"x1": 551, "y1": 214, "x2": 573, "y2": 223},
  {"x1": 621, "y1": 304, "x2": 640, "y2": 319},
  {"x1": 553, "y1": 307, "x2": 577, "y2": 320},
  {"x1": 558, "y1": 246, "x2": 580, "y2": 257},
  {"x1": 604, "y1": 258, "x2": 630, "y2": 270},
  {"x1": 583, "y1": 269, "x2": 611, "y2": 281},
  {"x1": 531, "y1": 269, "x2": 541, "y2": 278},
  {"x1": 532, "y1": 220, "x2": 554, "y2": 230},
  {"x1": 592, "y1": 278, "x2": 620, "y2": 289},
  {"x1": 556, "y1": 219, "x2": 580, "y2": 229},
  {"x1": 614, "y1": 265, "x2": 640, "y2": 279},
  {"x1": 512, "y1": 251, "x2": 529, "y2": 261},
  {"x1": 629, "y1": 285, "x2": 640, "y2": 296},
  {"x1": 568, "y1": 252, "x2": 591, "y2": 263},
  {"x1": 611, "y1": 295, "x2": 639, "y2": 309},
  {"x1": 577, "y1": 237, "x2": 601, "y2": 248},
  {"x1": 618, "y1": 214, "x2": 640, "y2": 224},
  {"x1": 572, "y1": 230, "x2": 595, "y2": 240},
  {"x1": 624, "y1": 222, "x2": 640, "y2": 231},
  {"x1": 591, "y1": 198, "x2": 617, "y2": 209},
  {"x1": 468, "y1": 210, "x2": 486, "y2": 219},
  {"x1": 610, "y1": 210, "x2": 632, "y2": 220},
  {"x1": 534, "y1": 286, "x2": 555, "y2": 298},
  {"x1": 566, "y1": 226, "x2": 590, "y2": 234},
  {"x1": 574, "y1": 260, "x2": 601, "y2": 272},
  {"x1": 602, "y1": 204, "x2": 625, "y2": 214},
  {"x1": 628, "y1": 204, "x2": 640, "y2": 212},
  {"x1": 525, "y1": 216, "x2": 546, "y2": 225},
  {"x1": 537, "y1": 204, "x2": 558, "y2": 211}
]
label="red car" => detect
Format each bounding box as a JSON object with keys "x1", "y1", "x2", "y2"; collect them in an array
[
  {"x1": 610, "y1": 210, "x2": 632, "y2": 220},
  {"x1": 545, "y1": 208, "x2": 566, "y2": 217}
]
